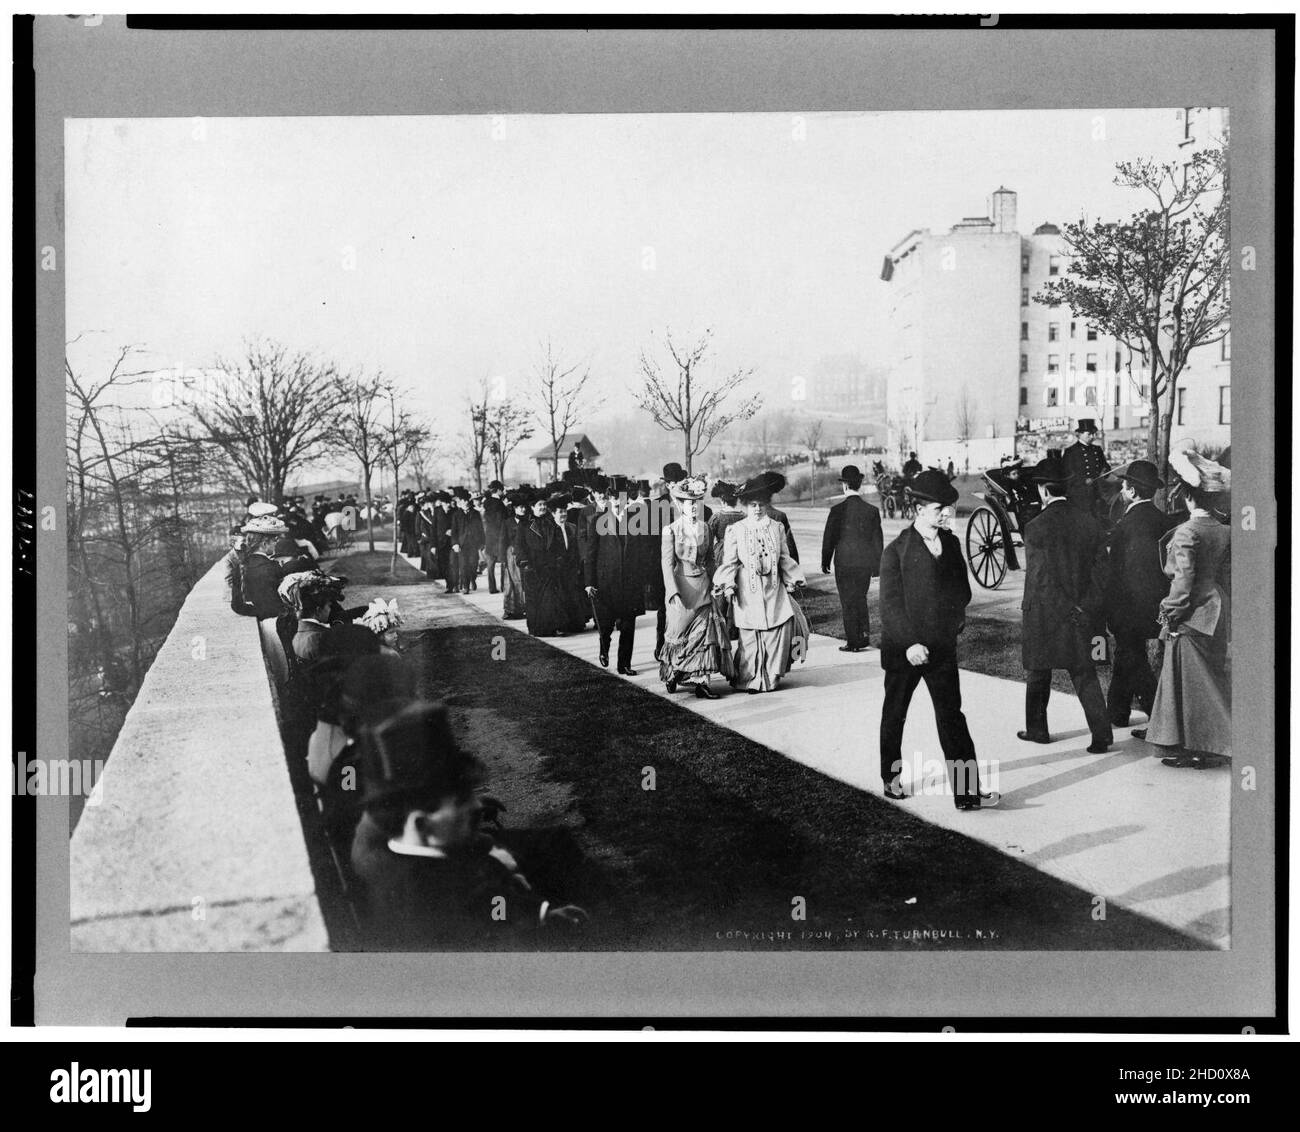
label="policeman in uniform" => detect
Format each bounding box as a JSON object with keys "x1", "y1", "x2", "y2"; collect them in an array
[{"x1": 1060, "y1": 418, "x2": 1111, "y2": 519}]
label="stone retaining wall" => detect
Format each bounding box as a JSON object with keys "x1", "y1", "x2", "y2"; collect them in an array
[{"x1": 69, "y1": 557, "x2": 329, "y2": 951}]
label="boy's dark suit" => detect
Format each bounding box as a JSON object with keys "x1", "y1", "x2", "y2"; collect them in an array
[
  {"x1": 1104, "y1": 499, "x2": 1175, "y2": 724},
  {"x1": 1020, "y1": 499, "x2": 1112, "y2": 745},
  {"x1": 878, "y1": 525, "x2": 984, "y2": 806},
  {"x1": 821, "y1": 492, "x2": 884, "y2": 649}
]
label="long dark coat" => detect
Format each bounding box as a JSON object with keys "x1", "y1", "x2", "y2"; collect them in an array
[
  {"x1": 481, "y1": 495, "x2": 508, "y2": 558},
  {"x1": 417, "y1": 506, "x2": 438, "y2": 577},
  {"x1": 820, "y1": 493, "x2": 884, "y2": 576},
  {"x1": 516, "y1": 516, "x2": 585, "y2": 635},
  {"x1": 878, "y1": 526, "x2": 971, "y2": 671},
  {"x1": 1020, "y1": 500, "x2": 1109, "y2": 670},
  {"x1": 237, "y1": 553, "x2": 288, "y2": 619},
  {"x1": 1105, "y1": 500, "x2": 1175, "y2": 638},
  {"x1": 1061, "y1": 440, "x2": 1111, "y2": 514},
  {"x1": 767, "y1": 505, "x2": 800, "y2": 563},
  {"x1": 584, "y1": 510, "x2": 652, "y2": 621}
]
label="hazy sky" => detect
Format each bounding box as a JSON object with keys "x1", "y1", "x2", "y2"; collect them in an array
[{"x1": 66, "y1": 107, "x2": 1184, "y2": 440}]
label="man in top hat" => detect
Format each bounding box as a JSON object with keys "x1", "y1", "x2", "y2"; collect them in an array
[
  {"x1": 878, "y1": 470, "x2": 997, "y2": 810},
  {"x1": 349, "y1": 700, "x2": 587, "y2": 948},
  {"x1": 1018, "y1": 451, "x2": 1113, "y2": 753},
  {"x1": 1098, "y1": 459, "x2": 1176, "y2": 727},
  {"x1": 584, "y1": 475, "x2": 653, "y2": 675},
  {"x1": 1061, "y1": 419, "x2": 1112, "y2": 519},
  {"x1": 820, "y1": 464, "x2": 884, "y2": 652},
  {"x1": 480, "y1": 481, "x2": 508, "y2": 595}
]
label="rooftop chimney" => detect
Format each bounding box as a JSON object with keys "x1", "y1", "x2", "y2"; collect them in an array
[{"x1": 990, "y1": 186, "x2": 1017, "y2": 234}]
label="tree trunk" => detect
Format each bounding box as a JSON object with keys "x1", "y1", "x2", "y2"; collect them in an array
[
  {"x1": 1159, "y1": 371, "x2": 1177, "y2": 486},
  {"x1": 363, "y1": 469, "x2": 375, "y2": 553}
]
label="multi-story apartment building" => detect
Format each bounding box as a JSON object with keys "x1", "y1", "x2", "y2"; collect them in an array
[{"x1": 880, "y1": 117, "x2": 1230, "y2": 468}]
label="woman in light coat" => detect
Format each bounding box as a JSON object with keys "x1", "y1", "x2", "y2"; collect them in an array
[
  {"x1": 659, "y1": 475, "x2": 733, "y2": 698},
  {"x1": 713, "y1": 472, "x2": 809, "y2": 693},
  {"x1": 1140, "y1": 447, "x2": 1232, "y2": 767}
]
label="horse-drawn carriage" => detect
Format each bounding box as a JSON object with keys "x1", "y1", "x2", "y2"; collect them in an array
[
  {"x1": 872, "y1": 463, "x2": 915, "y2": 521},
  {"x1": 963, "y1": 467, "x2": 1040, "y2": 589}
]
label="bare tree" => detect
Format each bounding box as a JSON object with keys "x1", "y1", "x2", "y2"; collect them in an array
[
  {"x1": 377, "y1": 383, "x2": 433, "y2": 575},
  {"x1": 529, "y1": 341, "x2": 601, "y2": 481},
  {"x1": 799, "y1": 417, "x2": 825, "y2": 504},
  {"x1": 325, "y1": 371, "x2": 390, "y2": 552},
  {"x1": 954, "y1": 384, "x2": 978, "y2": 445},
  {"x1": 464, "y1": 380, "x2": 493, "y2": 491},
  {"x1": 634, "y1": 328, "x2": 762, "y2": 474},
  {"x1": 187, "y1": 337, "x2": 344, "y2": 503},
  {"x1": 485, "y1": 398, "x2": 535, "y2": 484},
  {"x1": 1036, "y1": 139, "x2": 1229, "y2": 478},
  {"x1": 748, "y1": 409, "x2": 795, "y2": 464}
]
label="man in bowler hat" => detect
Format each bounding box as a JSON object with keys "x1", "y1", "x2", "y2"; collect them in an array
[
  {"x1": 1099, "y1": 459, "x2": 1176, "y2": 727},
  {"x1": 821, "y1": 465, "x2": 884, "y2": 652},
  {"x1": 878, "y1": 470, "x2": 998, "y2": 810},
  {"x1": 1018, "y1": 451, "x2": 1113, "y2": 752}
]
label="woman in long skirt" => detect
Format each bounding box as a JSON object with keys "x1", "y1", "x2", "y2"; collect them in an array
[
  {"x1": 659, "y1": 476, "x2": 734, "y2": 698},
  {"x1": 1141, "y1": 448, "x2": 1231, "y2": 768},
  {"x1": 501, "y1": 489, "x2": 529, "y2": 620},
  {"x1": 516, "y1": 492, "x2": 586, "y2": 637},
  {"x1": 713, "y1": 472, "x2": 808, "y2": 693}
]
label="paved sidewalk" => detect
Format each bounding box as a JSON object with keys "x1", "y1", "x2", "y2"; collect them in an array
[{"x1": 406, "y1": 555, "x2": 1229, "y2": 947}]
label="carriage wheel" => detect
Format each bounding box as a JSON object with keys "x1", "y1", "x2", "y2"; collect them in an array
[{"x1": 965, "y1": 506, "x2": 1008, "y2": 589}]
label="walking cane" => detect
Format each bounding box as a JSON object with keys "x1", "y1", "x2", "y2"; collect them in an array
[{"x1": 586, "y1": 588, "x2": 603, "y2": 638}]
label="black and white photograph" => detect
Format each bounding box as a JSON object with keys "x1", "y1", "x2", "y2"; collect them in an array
[{"x1": 19, "y1": 17, "x2": 1282, "y2": 1029}]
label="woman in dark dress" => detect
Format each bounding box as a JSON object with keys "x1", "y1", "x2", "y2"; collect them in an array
[{"x1": 516, "y1": 492, "x2": 586, "y2": 637}]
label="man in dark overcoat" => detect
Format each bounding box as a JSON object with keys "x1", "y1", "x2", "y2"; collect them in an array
[
  {"x1": 1018, "y1": 451, "x2": 1113, "y2": 752},
  {"x1": 820, "y1": 464, "x2": 884, "y2": 652},
  {"x1": 1099, "y1": 459, "x2": 1175, "y2": 726},
  {"x1": 432, "y1": 492, "x2": 455, "y2": 588},
  {"x1": 480, "y1": 481, "x2": 509, "y2": 594},
  {"x1": 584, "y1": 476, "x2": 651, "y2": 674},
  {"x1": 878, "y1": 471, "x2": 997, "y2": 810},
  {"x1": 1060, "y1": 418, "x2": 1111, "y2": 519}
]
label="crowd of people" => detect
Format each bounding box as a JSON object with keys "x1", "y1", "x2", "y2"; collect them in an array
[
  {"x1": 212, "y1": 414, "x2": 1231, "y2": 944},
  {"x1": 394, "y1": 462, "x2": 812, "y2": 698},
  {"x1": 221, "y1": 494, "x2": 588, "y2": 948}
]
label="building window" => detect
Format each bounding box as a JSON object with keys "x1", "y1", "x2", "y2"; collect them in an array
[
  {"x1": 1070, "y1": 320, "x2": 1076, "y2": 338},
  {"x1": 1086, "y1": 353, "x2": 1098, "y2": 373},
  {"x1": 1021, "y1": 322, "x2": 1029, "y2": 340},
  {"x1": 1183, "y1": 106, "x2": 1194, "y2": 140},
  {"x1": 1176, "y1": 386, "x2": 1187, "y2": 425},
  {"x1": 1115, "y1": 350, "x2": 1122, "y2": 372},
  {"x1": 1048, "y1": 322, "x2": 1059, "y2": 342},
  {"x1": 1115, "y1": 384, "x2": 1121, "y2": 405},
  {"x1": 1020, "y1": 386, "x2": 1028, "y2": 406},
  {"x1": 1047, "y1": 354, "x2": 1060, "y2": 375},
  {"x1": 1139, "y1": 415, "x2": 1150, "y2": 429},
  {"x1": 1086, "y1": 326, "x2": 1098, "y2": 341},
  {"x1": 1221, "y1": 333, "x2": 1231, "y2": 361},
  {"x1": 1068, "y1": 387, "x2": 1076, "y2": 403},
  {"x1": 1021, "y1": 287, "x2": 1029, "y2": 306},
  {"x1": 1084, "y1": 386, "x2": 1096, "y2": 406},
  {"x1": 1021, "y1": 254, "x2": 1030, "y2": 273},
  {"x1": 1139, "y1": 384, "x2": 1149, "y2": 401},
  {"x1": 1020, "y1": 354, "x2": 1028, "y2": 374},
  {"x1": 1046, "y1": 388, "x2": 1059, "y2": 408},
  {"x1": 1219, "y1": 385, "x2": 1230, "y2": 425},
  {"x1": 1049, "y1": 255, "x2": 1061, "y2": 276}
]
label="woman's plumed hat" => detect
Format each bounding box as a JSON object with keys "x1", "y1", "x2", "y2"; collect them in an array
[
  {"x1": 908, "y1": 469, "x2": 960, "y2": 505},
  {"x1": 241, "y1": 513, "x2": 290, "y2": 535},
  {"x1": 737, "y1": 471, "x2": 786, "y2": 502},
  {"x1": 670, "y1": 474, "x2": 708, "y2": 501},
  {"x1": 710, "y1": 479, "x2": 738, "y2": 503},
  {"x1": 1167, "y1": 444, "x2": 1231, "y2": 493},
  {"x1": 546, "y1": 491, "x2": 573, "y2": 511}
]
